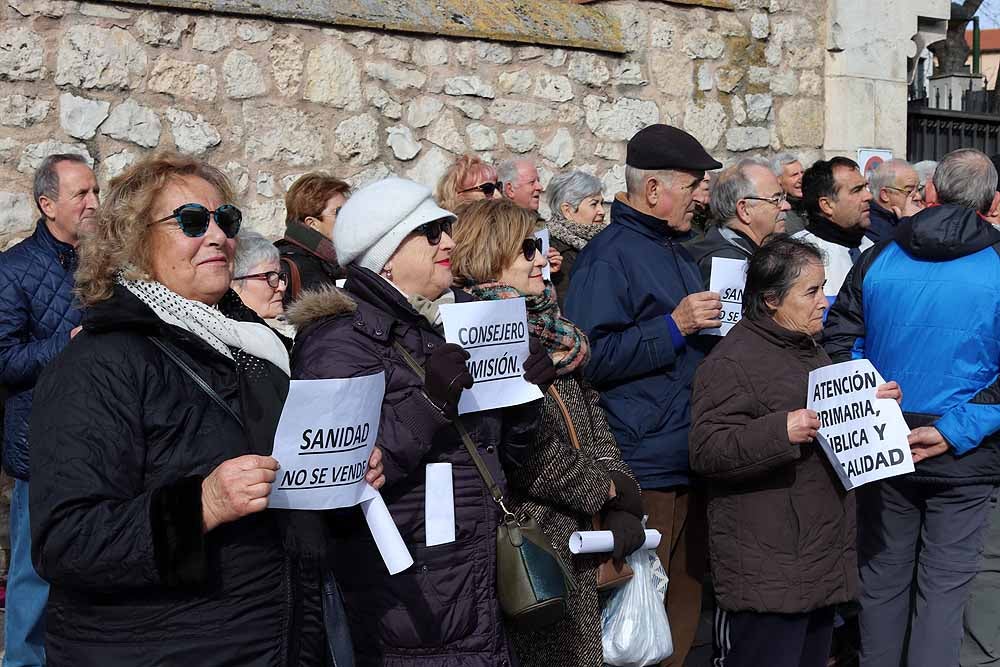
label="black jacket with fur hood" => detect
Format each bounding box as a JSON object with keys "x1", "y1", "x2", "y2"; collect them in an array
[{"x1": 288, "y1": 266, "x2": 542, "y2": 667}]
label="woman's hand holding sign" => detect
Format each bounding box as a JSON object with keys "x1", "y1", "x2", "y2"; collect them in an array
[
  {"x1": 424, "y1": 343, "x2": 474, "y2": 419},
  {"x1": 202, "y1": 454, "x2": 280, "y2": 533},
  {"x1": 366, "y1": 446, "x2": 386, "y2": 490},
  {"x1": 787, "y1": 409, "x2": 820, "y2": 445}
]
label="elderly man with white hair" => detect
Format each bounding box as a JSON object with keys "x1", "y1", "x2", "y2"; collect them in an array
[
  {"x1": 866, "y1": 158, "x2": 924, "y2": 243},
  {"x1": 686, "y1": 157, "x2": 791, "y2": 288},
  {"x1": 771, "y1": 152, "x2": 807, "y2": 235}
]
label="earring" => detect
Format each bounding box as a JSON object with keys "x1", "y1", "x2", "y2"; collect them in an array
[{"x1": 382, "y1": 266, "x2": 393, "y2": 280}]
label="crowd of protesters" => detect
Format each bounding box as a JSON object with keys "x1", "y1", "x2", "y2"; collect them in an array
[{"x1": 1, "y1": 115, "x2": 999, "y2": 667}]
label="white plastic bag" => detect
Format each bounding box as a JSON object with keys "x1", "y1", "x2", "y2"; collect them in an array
[{"x1": 601, "y1": 548, "x2": 673, "y2": 666}]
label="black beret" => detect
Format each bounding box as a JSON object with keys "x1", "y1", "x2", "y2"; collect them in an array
[{"x1": 626, "y1": 124, "x2": 723, "y2": 172}]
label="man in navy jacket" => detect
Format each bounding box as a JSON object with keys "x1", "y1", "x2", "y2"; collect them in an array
[
  {"x1": 565, "y1": 124, "x2": 722, "y2": 667},
  {"x1": 0, "y1": 153, "x2": 97, "y2": 666},
  {"x1": 825, "y1": 148, "x2": 1000, "y2": 667}
]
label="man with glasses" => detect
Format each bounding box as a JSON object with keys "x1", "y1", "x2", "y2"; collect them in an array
[
  {"x1": 686, "y1": 157, "x2": 791, "y2": 287},
  {"x1": 0, "y1": 153, "x2": 98, "y2": 666},
  {"x1": 867, "y1": 159, "x2": 925, "y2": 244},
  {"x1": 793, "y1": 156, "x2": 873, "y2": 304},
  {"x1": 565, "y1": 124, "x2": 722, "y2": 667}
]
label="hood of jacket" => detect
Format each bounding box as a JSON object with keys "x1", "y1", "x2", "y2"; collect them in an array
[{"x1": 895, "y1": 203, "x2": 1000, "y2": 261}]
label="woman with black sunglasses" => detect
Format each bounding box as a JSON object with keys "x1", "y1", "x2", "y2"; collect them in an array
[
  {"x1": 450, "y1": 198, "x2": 646, "y2": 667},
  {"x1": 288, "y1": 177, "x2": 553, "y2": 666},
  {"x1": 28, "y1": 151, "x2": 384, "y2": 666},
  {"x1": 435, "y1": 154, "x2": 503, "y2": 212}
]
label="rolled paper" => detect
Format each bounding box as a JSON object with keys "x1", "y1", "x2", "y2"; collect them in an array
[
  {"x1": 568, "y1": 529, "x2": 662, "y2": 555},
  {"x1": 361, "y1": 492, "x2": 414, "y2": 575}
]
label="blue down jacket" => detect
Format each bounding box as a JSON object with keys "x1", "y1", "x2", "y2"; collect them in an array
[
  {"x1": 0, "y1": 220, "x2": 82, "y2": 479},
  {"x1": 824, "y1": 204, "x2": 1000, "y2": 484},
  {"x1": 565, "y1": 197, "x2": 713, "y2": 490}
]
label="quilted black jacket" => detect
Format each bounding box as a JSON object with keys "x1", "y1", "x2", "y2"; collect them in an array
[{"x1": 0, "y1": 219, "x2": 82, "y2": 479}]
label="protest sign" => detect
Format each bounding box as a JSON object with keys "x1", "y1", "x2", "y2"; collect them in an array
[
  {"x1": 535, "y1": 228, "x2": 551, "y2": 280},
  {"x1": 439, "y1": 298, "x2": 544, "y2": 414},
  {"x1": 704, "y1": 257, "x2": 747, "y2": 336},
  {"x1": 807, "y1": 359, "x2": 914, "y2": 490},
  {"x1": 269, "y1": 373, "x2": 385, "y2": 510}
]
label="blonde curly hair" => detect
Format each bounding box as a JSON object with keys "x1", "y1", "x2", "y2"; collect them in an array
[{"x1": 75, "y1": 151, "x2": 236, "y2": 307}]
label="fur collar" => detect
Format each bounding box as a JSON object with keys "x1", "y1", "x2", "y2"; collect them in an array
[{"x1": 285, "y1": 285, "x2": 357, "y2": 328}]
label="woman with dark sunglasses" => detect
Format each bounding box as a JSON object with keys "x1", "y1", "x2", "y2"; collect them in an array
[
  {"x1": 435, "y1": 153, "x2": 502, "y2": 211},
  {"x1": 450, "y1": 198, "x2": 645, "y2": 667},
  {"x1": 288, "y1": 177, "x2": 553, "y2": 666},
  {"x1": 28, "y1": 151, "x2": 383, "y2": 666}
]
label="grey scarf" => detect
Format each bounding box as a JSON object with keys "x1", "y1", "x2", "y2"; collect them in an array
[{"x1": 547, "y1": 217, "x2": 608, "y2": 251}]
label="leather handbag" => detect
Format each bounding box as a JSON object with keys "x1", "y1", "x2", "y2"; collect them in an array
[
  {"x1": 546, "y1": 385, "x2": 634, "y2": 593},
  {"x1": 393, "y1": 341, "x2": 575, "y2": 629}
]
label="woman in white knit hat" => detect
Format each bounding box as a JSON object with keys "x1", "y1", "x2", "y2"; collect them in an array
[{"x1": 288, "y1": 177, "x2": 554, "y2": 667}]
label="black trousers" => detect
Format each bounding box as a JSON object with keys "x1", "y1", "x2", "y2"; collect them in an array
[{"x1": 713, "y1": 605, "x2": 835, "y2": 667}]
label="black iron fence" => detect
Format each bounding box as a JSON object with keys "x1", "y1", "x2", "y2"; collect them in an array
[{"x1": 907, "y1": 99, "x2": 1000, "y2": 161}]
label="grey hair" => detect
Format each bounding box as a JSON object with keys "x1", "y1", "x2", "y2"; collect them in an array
[
  {"x1": 913, "y1": 160, "x2": 937, "y2": 186},
  {"x1": 624, "y1": 165, "x2": 689, "y2": 196},
  {"x1": 497, "y1": 158, "x2": 530, "y2": 188},
  {"x1": 934, "y1": 149, "x2": 998, "y2": 213},
  {"x1": 33, "y1": 153, "x2": 90, "y2": 215},
  {"x1": 769, "y1": 152, "x2": 800, "y2": 178},
  {"x1": 710, "y1": 157, "x2": 772, "y2": 223},
  {"x1": 868, "y1": 159, "x2": 914, "y2": 197},
  {"x1": 546, "y1": 170, "x2": 603, "y2": 221},
  {"x1": 234, "y1": 230, "x2": 280, "y2": 279}
]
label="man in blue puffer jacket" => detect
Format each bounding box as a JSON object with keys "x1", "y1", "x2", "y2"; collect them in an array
[
  {"x1": 565, "y1": 124, "x2": 722, "y2": 667},
  {"x1": 824, "y1": 148, "x2": 1000, "y2": 667},
  {"x1": 0, "y1": 154, "x2": 97, "y2": 667}
]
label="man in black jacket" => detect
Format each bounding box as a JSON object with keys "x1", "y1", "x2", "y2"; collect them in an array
[
  {"x1": 686, "y1": 157, "x2": 790, "y2": 287},
  {"x1": 866, "y1": 159, "x2": 924, "y2": 244},
  {"x1": 275, "y1": 172, "x2": 349, "y2": 303}
]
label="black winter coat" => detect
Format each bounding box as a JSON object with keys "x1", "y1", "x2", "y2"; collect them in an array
[
  {"x1": 288, "y1": 267, "x2": 541, "y2": 667},
  {"x1": 29, "y1": 286, "x2": 325, "y2": 666},
  {"x1": 690, "y1": 316, "x2": 857, "y2": 614}
]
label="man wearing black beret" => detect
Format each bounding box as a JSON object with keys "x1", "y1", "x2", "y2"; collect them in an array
[{"x1": 565, "y1": 124, "x2": 722, "y2": 667}]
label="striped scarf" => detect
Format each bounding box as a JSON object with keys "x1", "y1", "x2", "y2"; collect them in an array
[{"x1": 464, "y1": 281, "x2": 590, "y2": 376}]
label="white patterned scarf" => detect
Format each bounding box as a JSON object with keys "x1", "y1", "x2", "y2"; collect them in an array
[{"x1": 120, "y1": 278, "x2": 290, "y2": 376}]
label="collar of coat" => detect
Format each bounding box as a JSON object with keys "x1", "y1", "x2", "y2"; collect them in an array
[
  {"x1": 280, "y1": 222, "x2": 340, "y2": 266},
  {"x1": 804, "y1": 213, "x2": 866, "y2": 248},
  {"x1": 610, "y1": 194, "x2": 694, "y2": 244},
  {"x1": 34, "y1": 217, "x2": 79, "y2": 270},
  {"x1": 895, "y1": 203, "x2": 1000, "y2": 261},
  {"x1": 742, "y1": 314, "x2": 822, "y2": 352},
  {"x1": 286, "y1": 265, "x2": 473, "y2": 343}
]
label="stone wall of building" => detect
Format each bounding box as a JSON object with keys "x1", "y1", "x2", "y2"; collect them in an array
[{"x1": 0, "y1": 0, "x2": 827, "y2": 248}]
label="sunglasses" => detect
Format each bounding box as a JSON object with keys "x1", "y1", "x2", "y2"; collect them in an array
[
  {"x1": 414, "y1": 218, "x2": 453, "y2": 245},
  {"x1": 459, "y1": 181, "x2": 503, "y2": 197},
  {"x1": 234, "y1": 271, "x2": 288, "y2": 288},
  {"x1": 152, "y1": 203, "x2": 242, "y2": 238},
  {"x1": 521, "y1": 237, "x2": 543, "y2": 262}
]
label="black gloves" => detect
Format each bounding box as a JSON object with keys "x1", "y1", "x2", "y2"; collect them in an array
[
  {"x1": 603, "y1": 509, "x2": 646, "y2": 563},
  {"x1": 424, "y1": 343, "x2": 473, "y2": 418},
  {"x1": 605, "y1": 471, "x2": 644, "y2": 519},
  {"x1": 523, "y1": 337, "x2": 557, "y2": 391}
]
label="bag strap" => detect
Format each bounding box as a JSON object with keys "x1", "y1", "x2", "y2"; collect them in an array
[
  {"x1": 546, "y1": 385, "x2": 581, "y2": 451},
  {"x1": 149, "y1": 337, "x2": 244, "y2": 430},
  {"x1": 280, "y1": 256, "x2": 303, "y2": 301},
  {"x1": 391, "y1": 340, "x2": 514, "y2": 517}
]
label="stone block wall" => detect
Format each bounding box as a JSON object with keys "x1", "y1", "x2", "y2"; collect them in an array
[{"x1": 0, "y1": 0, "x2": 825, "y2": 249}]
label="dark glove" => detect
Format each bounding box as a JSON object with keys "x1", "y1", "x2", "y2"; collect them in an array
[
  {"x1": 605, "y1": 471, "x2": 644, "y2": 519},
  {"x1": 424, "y1": 343, "x2": 473, "y2": 418},
  {"x1": 603, "y1": 508, "x2": 646, "y2": 563},
  {"x1": 523, "y1": 337, "x2": 557, "y2": 391}
]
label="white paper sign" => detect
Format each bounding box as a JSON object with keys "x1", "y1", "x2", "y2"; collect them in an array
[
  {"x1": 807, "y1": 359, "x2": 914, "y2": 490},
  {"x1": 439, "y1": 298, "x2": 544, "y2": 414},
  {"x1": 424, "y1": 463, "x2": 455, "y2": 546},
  {"x1": 704, "y1": 257, "x2": 747, "y2": 336},
  {"x1": 535, "y1": 228, "x2": 551, "y2": 280},
  {"x1": 269, "y1": 373, "x2": 385, "y2": 510},
  {"x1": 568, "y1": 529, "x2": 662, "y2": 555}
]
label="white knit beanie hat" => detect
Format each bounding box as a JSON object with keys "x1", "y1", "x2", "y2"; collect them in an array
[{"x1": 333, "y1": 177, "x2": 457, "y2": 273}]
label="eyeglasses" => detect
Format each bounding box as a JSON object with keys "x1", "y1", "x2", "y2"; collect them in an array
[
  {"x1": 885, "y1": 185, "x2": 919, "y2": 198},
  {"x1": 234, "y1": 271, "x2": 288, "y2": 288},
  {"x1": 743, "y1": 193, "x2": 788, "y2": 207},
  {"x1": 459, "y1": 181, "x2": 503, "y2": 197},
  {"x1": 521, "y1": 237, "x2": 543, "y2": 261},
  {"x1": 152, "y1": 203, "x2": 242, "y2": 238},
  {"x1": 414, "y1": 218, "x2": 454, "y2": 246}
]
